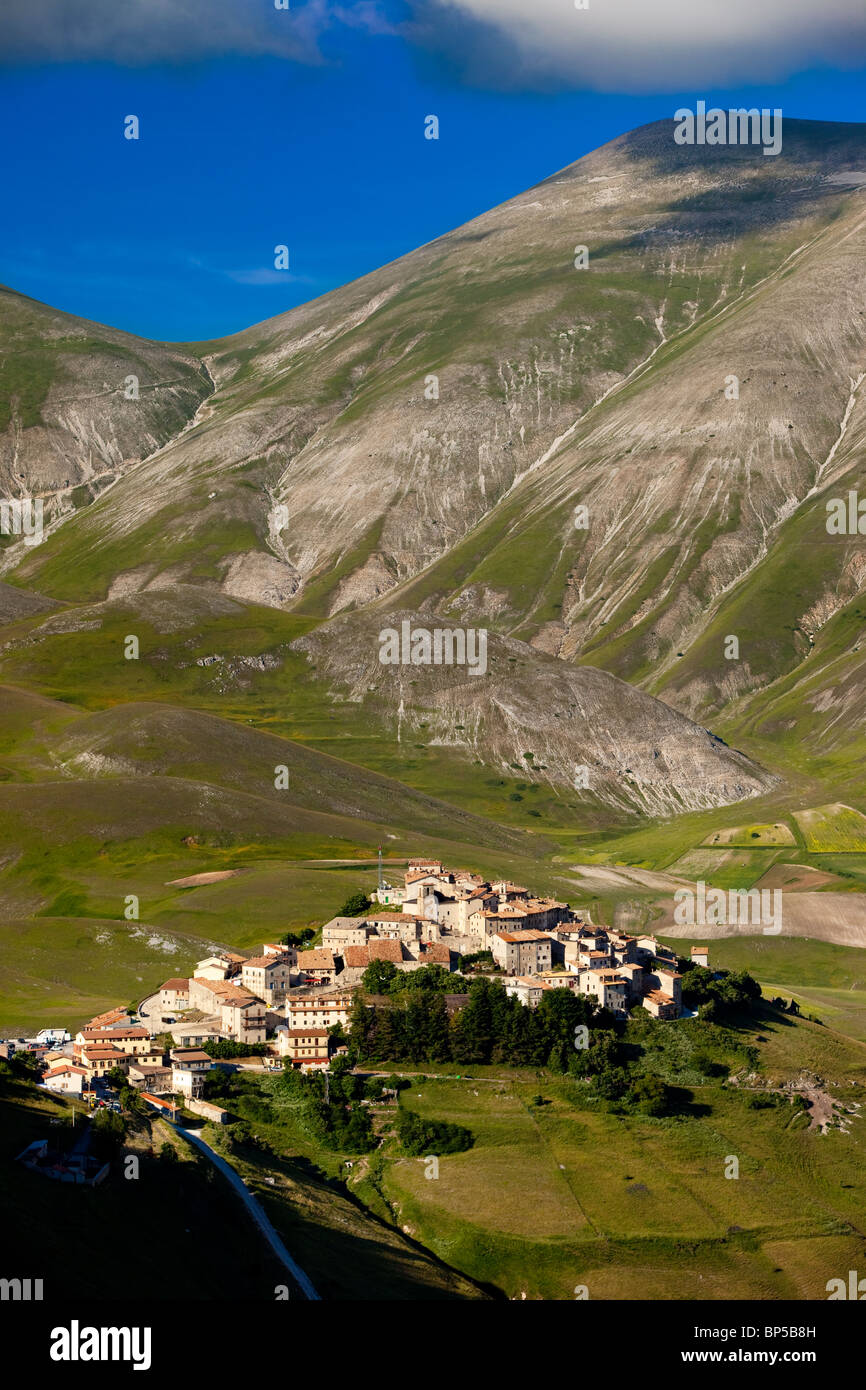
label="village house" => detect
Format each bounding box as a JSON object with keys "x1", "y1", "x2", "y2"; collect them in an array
[
  {"x1": 186, "y1": 1097, "x2": 230, "y2": 1124},
  {"x1": 42, "y1": 1062, "x2": 88, "y2": 1095},
  {"x1": 192, "y1": 955, "x2": 236, "y2": 983},
  {"x1": 296, "y1": 947, "x2": 339, "y2": 987},
  {"x1": 374, "y1": 877, "x2": 405, "y2": 906},
  {"x1": 340, "y1": 937, "x2": 405, "y2": 985},
  {"x1": 158, "y1": 978, "x2": 190, "y2": 1014},
  {"x1": 74, "y1": 1026, "x2": 155, "y2": 1060},
  {"x1": 642, "y1": 967, "x2": 683, "y2": 1017},
  {"x1": 79, "y1": 1045, "x2": 129, "y2": 1078},
  {"x1": 548, "y1": 925, "x2": 587, "y2": 968},
  {"x1": 281, "y1": 1028, "x2": 333, "y2": 1069},
  {"x1": 491, "y1": 880, "x2": 530, "y2": 906},
  {"x1": 86, "y1": 1007, "x2": 130, "y2": 1029},
  {"x1": 411, "y1": 941, "x2": 455, "y2": 969},
  {"x1": 286, "y1": 991, "x2": 354, "y2": 1033},
  {"x1": 491, "y1": 929, "x2": 553, "y2": 976},
  {"x1": 127, "y1": 1062, "x2": 173, "y2": 1094},
  {"x1": 166, "y1": 1021, "x2": 221, "y2": 1048},
  {"x1": 691, "y1": 945, "x2": 710, "y2": 969},
  {"x1": 505, "y1": 977, "x2": 553, "y2": 1008},
  {"x1": 424, "y1": 885, "x2": 498, "y2": 934},
  {"x1": 580, "y1": 969, "x2": 628, "y2": 1016},
  {"x1": 577, "y1": 945, "x2": 613, "y2": 971},
  {"x1": 322, "y1": 916, "x2": 374, "y2": 949},
  {"x1": 643, "y1": 991, "x2": 681, "y2": 1020},
  {"x1": 615, "y1": 961, "x2": 646, "y2": 1003},
  {"x1": 169, "y1": 1048, "x2": 213, "y2": 1098},
  {"x1": 521, "y1": 898, "x2": 572, "y2": 933},
  {"x1": 469, "y1": 904, "x2": 530, "y2": 947},
  {"x1": 187, "y1": 976, "x2": 267, "y2": 1044},
  {"x1": 241, "y1": 952, "x2": 294, "y2": 1006},
  {"x1": 534, "y1": 971, "x2": 580, "y2": 993},
  {"x1": 636, "y1": 936, "x2": 679, "y2": 969},
  {"x1": 608, "y1": 932, "x2": 639, "y2": 964},
  {"x1": 366, "y1": 911, "x2": 427, "y2": 943}
]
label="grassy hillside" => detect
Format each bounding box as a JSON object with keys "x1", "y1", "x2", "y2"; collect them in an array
[
  {"x1": 0, "y1": 1065, "x2": 482, "y2": 1300},
  {"x1": 180, "y1": 1005, "x2": 866, "y2": 1301}
]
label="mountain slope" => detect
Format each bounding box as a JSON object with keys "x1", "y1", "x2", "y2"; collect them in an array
[
  {"x1": 3, "y1": 118, "x2": 866, "y2": 809},
  {"x1": 0, "y1": 285, "x2": 211, "y2": 554},
  {"x1": 291, "y1": 609, "x2": 775, "y2": 817},
  {"x1": 10, "y1": 120, "x2": 866, "y2": 620}
]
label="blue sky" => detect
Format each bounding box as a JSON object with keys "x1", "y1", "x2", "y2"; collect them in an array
[{"x1": 0, "y1": 0, "x2": 864, "y2": 342}]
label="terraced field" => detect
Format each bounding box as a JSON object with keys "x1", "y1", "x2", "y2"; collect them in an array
[
  {"x1": 793, "y1": 804, "x2": 866, "y2": 853},
  {"x1": 701, "y1": 822, "x2": 796, "y2": 848}
]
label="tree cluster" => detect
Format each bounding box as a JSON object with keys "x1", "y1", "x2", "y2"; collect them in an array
[
  {"x1": 680, "y1": 966, "x2": 762, "y2": 1020},
  {"x1": 279, "y1": 1057, "x2": 376, "y2": 1153},
  {"x1": 349, "y1": 976, "x2": 612, "y2": 1069},
  {"x1": 396, "y1": 1108, "x2": 473, "y2": 1156},
  {"x1": 201, "y1": 1039, "x2": 267, "y2": 1059},
  {"x1": 361, "y1": 961, "x2": 468, "y2": 996},
  {"x1": 338, "y1": 891, "x2": 373, "y2": 917}
]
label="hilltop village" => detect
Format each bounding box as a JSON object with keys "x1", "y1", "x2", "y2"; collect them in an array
[{"x1": 6, "y1": 859, "x2": 709, "y2": 1106}]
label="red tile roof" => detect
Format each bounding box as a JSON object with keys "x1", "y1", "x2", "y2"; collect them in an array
[
  {"x1": 368, "y1": 939, "x2": 405, "y2": 962},
  {"x1": 297, "y1": 949, "x2": 336, "y2": 969}
]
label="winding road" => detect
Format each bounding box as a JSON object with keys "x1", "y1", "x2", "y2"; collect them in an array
[{"x1": 171, "y1": 1120, "x2": 320, "y2": 1301}]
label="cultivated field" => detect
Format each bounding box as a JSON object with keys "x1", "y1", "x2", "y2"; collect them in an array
[
  {"x1": 701, "y1": 822, "x2": 796, "y2": 847},
  {"x1": 793, "y1": 804, "x2": 866, "y2": 853}
]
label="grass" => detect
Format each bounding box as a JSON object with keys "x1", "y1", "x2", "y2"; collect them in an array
[
  {"x1": 793, "y1": 804, "x2": 866, "y2": 853},
  {"x1": 671, "y1": 934, "x2": 866, "y2": 1041},
  {"x1": 226, "y1": 1006, "x2": 866, "y2": 1300},
  {"x1": 0, "y1": 1073, "x2": 286, "y2": 1299}
]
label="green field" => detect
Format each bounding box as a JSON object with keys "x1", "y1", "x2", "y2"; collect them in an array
[
  {"x1": 793, "y1": 804, "x2": 866, "y2": 853},
  {"x1": 183, "y1": 1005, "x2": 866, "y2": 1301},
  {"x1": 671, "y1": 935, "x2": 866, "y2": 1042},
  {"x1": 701, "y1": 822, "x2": 796, "y2": 848},
  {"x1": 0, "y1": 1067, "x2": 480, "y2": 1300}
]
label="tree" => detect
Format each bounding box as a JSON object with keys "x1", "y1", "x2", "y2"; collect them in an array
[
  {"x1": 361, "y1": 959, "x2": 398, "y2": 994},
  {"x1": 339, "y1": 890, "x2": 372, "y2": 917},
  {"x1": 90, "y1": 1108, "x2": 127, "y2": 1158},
  {"x1": 282, "y1": 927, "x2": 316, "y2": 947},
  {"x1": 681, "y1": 966, "x2": 761, "y2": 1019},
  {"x1": 629, "y1": 1073, "x2": 670, "y2": 1116},
  {"x1": 120, "y1": 1086, "x2": 146, "y2": 1118},
  {"x1": 397, "y1": 1107, "x2": 473, "y2": 1156}
]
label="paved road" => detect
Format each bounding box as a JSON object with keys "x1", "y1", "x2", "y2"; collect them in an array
[
  {"x1": 173, "y1": 1122, "x2": 320, "y2": 1301},
  {"x1": 137, "y1": 993, "x2": 161, "y2": 1025}
]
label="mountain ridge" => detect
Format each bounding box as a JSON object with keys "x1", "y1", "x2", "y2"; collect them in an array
[{"x1": 3, "y1": 116, "x2": 866, "y2": 813}]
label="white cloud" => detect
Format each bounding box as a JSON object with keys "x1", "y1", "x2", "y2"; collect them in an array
[
  {"x1": 225, "y1": 268, "x2": 315, "y2": 286},
  {"x1": 0, "y1": 0, "x2": 338, "y2": 64},
  {"x1": 409, "y1": 0, "x2": 866, "y2": 92}
]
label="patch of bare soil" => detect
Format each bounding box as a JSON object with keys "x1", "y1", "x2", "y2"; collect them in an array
[
  {"x1": 166, "y1": 870, "x2": 240, "y2": 887},
  {"x1": 658, "y1": 891, "x2": 866, "y2": 946},
  {"x1": 753, "y1": 862, "x2": 842, "y2": 893},
  {"x1": 731, "y1": 1070, "x2": 863, "y2": 1134}
]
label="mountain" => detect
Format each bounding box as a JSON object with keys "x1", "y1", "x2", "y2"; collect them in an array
[
  {"x1": 292, "y1": 609, "x2": 774, "y2": 817},
  {"x1": 4, "y1": 117, "x2": 866, "y2": 815},
  {"x1": 0, "y1": 285, "x2": 211, "y2": 546}
]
